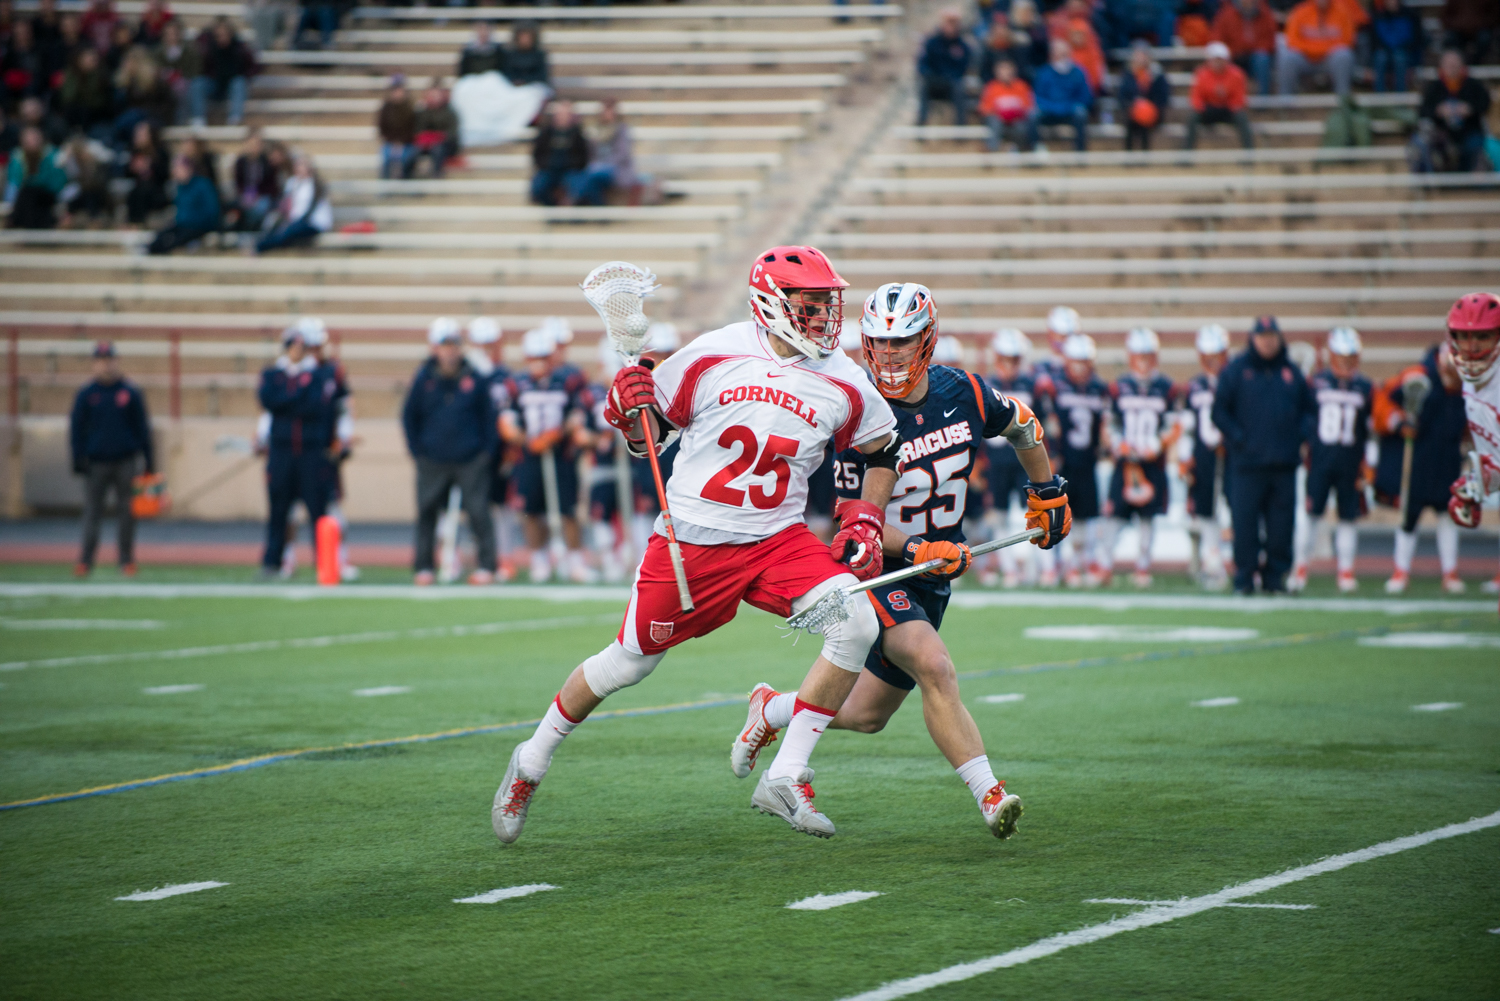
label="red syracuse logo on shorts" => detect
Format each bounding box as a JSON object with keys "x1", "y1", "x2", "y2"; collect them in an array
[
  {"x1": 115, "y1": 389, "x2": 130, "y2": 406},
  {"x1": 649, "y1": 620, "x2": 674, "y2": 644}
]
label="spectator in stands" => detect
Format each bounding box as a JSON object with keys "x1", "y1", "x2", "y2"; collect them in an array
[
  {"x1": 0, "y1": 106, "x2": 16, "y2": 160},
  {"x1": 1116, "y1": 40, "x2": 1169, "y2": 150},
  {"x1": 227, "y1": 126, "x2": 281, "y2": 230},
  {"x1": 1007, "y1": 0, "x2": 1051, "y2": 74},
  {"x1": 1176, "y1": 0, "x2": 1216, "y2": 46},
  {"x1": 1102, "y1": 0, "x2": 1177, "y2": 48},
  {"x1": 501, "y1": 21, "x2": 550, "y2": 89},
  {"x1": 457, "y1": 21, "x2": 503, "y2": 78},
  {"x1": 0, "y1": 0, "x2": 14, "y2": 44},
  {"x1": 147, "y1": 154, "x2": 221, "y2": 253},
  {"x1": 79, "y1": 0, "x2": 117, "y2": 53},
  {"x1": 176, "y1": 133, "x2": 218, "y2": 186},
  {"x1": 122, "y1": 119, "x2": 169, "y2": 223},
  {"x1": 1415, "y1": 49, "x2": 1493, "y2": 172},
  {"x1": 115, "y1": 45, "x2": 175, "y2": 137},
  {"x1": 574, "y1": 96, "x2": 633, "y2": 205},
  {"x1": 402, "y1": 318, "x2": 500, "y2": 586},
  {"x1": 413, "y1": 81, "x2": 460, "y2": 178},
  {"x1": 257, "y1": 151, "x2": 331, "y2": 252},
  {"x1": 134, "y1": 0, "x2": 174, "y2": 46},
  {"x1": 1065, "y1": 17, "x2": 1106, "y2": 93},
  {"x1": 1212, "y1": 0, "x2": 1277, "y2": 95},
  {"x1": 196, "y1": 16, "x2": 252, "y2": 126},
  {"x1": 4, "y1": 125, "x2": 65, "y2": 228},
  {"x1": 1440, "y1": 0, "x2": 1497, "y2": 67},
  {"x1": 154, "y1": 19, "x2": 201, "y2": 125},
  {"x1": 1031, "y1": 37, "x2": 1092, "y2": 151},
  {"x1": 1370, "y1": 0, "x2": 1424, "y2": 92},
  {"x1": 377, "y1": 77, "x2": 416, "y2": 180},
  {"x1": 1185, "y1": 41, "x2": 1255, "y2": 148},
  {"x1": 529, "y1": 99, "x2": 588, "y2": 206},
  {"x1": 16, "y1": 96, "x2": 68, "y2": 147},
  {"x1": 1279, "y1": 0, "x2": 1357, "y2": 96},
  {"x1": 70, "y1": 340, "x2": 153, "y2": 577},
  {"x1": 1, "y1": 19, "x2": 48, "y2": 106},
  {"x1": 102, "y1": 21, "x2": 134, "y2": 74},
  {"x1": 57, "y1": 134, "x2": 113, "y2": 226},
  {"x1": 58, "y1": 48, "x2": 113, "y2": 140},
  {"x1": 294, "y1": 0, "x2": 343, "y2": 51},
  {"x1": 917, "y1": 8, "x2": 973, "y2": 126},
  {"x1": 980, "y1": 57, "x2": 1036, "y2": 150},
  {"x1": 979, "y1": 20, "x2": 1035, "y2": 84},
  {"x1": 47, "y1": 13, "x2": 85, "y2": 81},
  {"x1": 245, "y1": 0, "x2": 283, "y2": 53}
]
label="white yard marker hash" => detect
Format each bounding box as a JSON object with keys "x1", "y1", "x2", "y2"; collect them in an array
[
  {"x1": 142, "y1": 685, "x2": 204, "y2": 695},
  {"x1": 1192, "y1": 697, "x2": 1241, "y2": 707},
  {"x1": 981, "y1": 694, "x2": 1025, "y2": 704},
  {"x1": 832, "y1": 809, "x2": 1500, "y2": 1001},
  {"x1": 1412, "y1": 702, "x2": 1464, "y2": 712},
  {"x1": 455, "y1": 884, "x2": 557, "y2": 904},
  {"x1": 353, "y1": 686, "x2": 411, "y2": 697},
  {"x1": 1085, "y1": 898, "x2": 1315, "y2": 911},
  {"x1": 787, "y1": 891, "x2": 883, "y2": 911},
  {"x1": 116, "y1": 882, "x2": 227, "y2": 901}
]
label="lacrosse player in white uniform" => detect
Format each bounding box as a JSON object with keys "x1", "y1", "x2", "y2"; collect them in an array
[
  {"x1": 1445, "y1": 292, "x2": 1500, "y2": 608},
  {"x1": 492, "y1": 246, "x2": 901, "y2": 843}
]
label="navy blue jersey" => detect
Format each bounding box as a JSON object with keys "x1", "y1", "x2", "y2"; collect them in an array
[
  {"x1": 504, "y1": 366, "x2": 594, "y2": 459},
  {"x1": 69, "y1": 378, "x2": 154, "y2": 471},
  {"x1": 1047, "y1": 370, "x2": 1110, "y2": 457},
  {"x1": 1182, "y1": 371, "x2": 1222, "y2": 453},
  {"x1": 1307, "y1": 368, "x2": 1373, "y2": 467},
  {"x1": 1110, "y1": 371, "x2": 1177, "y2": 466},
  {"x1": 835, "y1": 366, "x2": 1017, "y2": 592}
]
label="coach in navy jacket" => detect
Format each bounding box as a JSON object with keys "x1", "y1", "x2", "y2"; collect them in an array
[
  {"x1": 1212, "y1": 317, "x2": 1315, "y2": 593},
  {"x1": 69, "y1": 341, "x2": 154, "y2": 572}
]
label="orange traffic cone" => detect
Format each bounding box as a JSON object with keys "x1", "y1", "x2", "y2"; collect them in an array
[{"x1": 316, "y1": 516, "x2": 341, "y2": 587}]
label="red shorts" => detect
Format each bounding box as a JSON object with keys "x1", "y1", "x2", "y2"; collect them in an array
[{"x1": 618, "y1": 523, "x2": 850, "y2": 656}]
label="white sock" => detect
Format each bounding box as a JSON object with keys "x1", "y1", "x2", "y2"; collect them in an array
[
  {"x1": 1394, "y1": 529, "x2": 1417, "y2": 573},
  {"x1": 518, "y1": 696, "x2": 579, "y2": 778},
  {"x1": 956, "y1": 754, "x2": 999, "y2": 806},
  {"x1": 1293, "y1": 510, "x2": 1312, "y2": 567},
  {"x1": 1335, "y1": 522, "x2": 1357, "y2": 573},
  {"x1": 530, "y1": 549, "x2": 551, "y2": 582},
  {"x1": 764, "y1": 690, "x2": 798, "y2": 729},
  {"x1": 765, "y1": 698, "x2": 835, "y2": 781},
  {"x1": 1436, "y1": 519, "x2": 1458, "y2": 574},
  {"x1": 1136, "y1": 519, "x2": 1153, "y2": 573},
  {"x1": 1197, "y1": 517, "x2": 1224, "y2": 575}
]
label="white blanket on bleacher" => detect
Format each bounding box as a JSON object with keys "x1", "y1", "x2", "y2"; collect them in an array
[{"x1": 450, "y1": 72, "x2": 551, "y2": 149}]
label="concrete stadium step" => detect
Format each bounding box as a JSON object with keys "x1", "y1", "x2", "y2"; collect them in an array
[
  {"x1": 166, "y1": 124, "x2": 805, "y2": 143},
  {"x1": 309, "y1": 151, "x2": 781, "y2": 172},
  {"x1": 350, "y1": 5, "x2": 904, "y2": 21},
  {"x1": 890, "y1": 120, "x2": 1408, "y2": 144},
  {"x1": 845, "y1": 171, "x2": 1500, "y2": 198},
  {"x1": 0, "y1": 310, "x2": 607, "y2": 332},
  {"x1": 0, "y1": 227, "x2": 720, "y2": 251},
  {"x1": 831, "y1": 256, "x2": 1496, "y2": 280},
  {"x1": 865, "y1": 146, "x2": 1409, "y2": 170},
  {"x1": 815, "y1": 226, "x2": 1500, "y2": 253},
  {"x1": 0, "y1": 253, "x2": 702, "y2": 279},
  {"x1": 335, "y1": 28, "x2": 886, "y2": 47},
  {"x1": 245, "y1": 96, "x2": 825, "y2": 118},
  {"x1": 0, "y1": 282, "x2": 680, "y2": 306},
  {"x1": 255, "y1": 48, "x2": 866, "y2": 67},
  {"x1": 323, "y1": 177, "x2": 759, "y2": 197},
  {"x1": 327, "y1": 204, "x2": 743, "y2": 223},
  {"x1": 827, "y1": 197, "x2": 1500, "y2": 226},
  {"x1": 882, "y1": 285, "x2": 1473, "y2": 308}
]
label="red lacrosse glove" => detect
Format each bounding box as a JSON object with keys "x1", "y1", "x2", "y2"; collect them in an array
[
  {"x1": 902, "y1": 537, "x2": 972, "y2": 581},
  {"x1": 1449, "y1": 475, "x2": 1482, "y2": 529},
  {"x1": 603, "y1": 362, "x2": 657, "y2": 432},
  {"x1": 1025, "y1": 475, "x2": 1072, "y2": 550},
  {"x1": 831, "y1": 499, "x2": 884, "y2": 581}
]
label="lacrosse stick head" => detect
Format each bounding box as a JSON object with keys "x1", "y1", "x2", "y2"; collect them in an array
[
  {"x1": 785, "y1": 584, "x2": 854, "y2": 635},
  {"x1": 581, "y1": 261, "x2": 659, "y2": 363},
  {"x1": 1402, "y1": 371, "x2": 1431, "y2": 430}
]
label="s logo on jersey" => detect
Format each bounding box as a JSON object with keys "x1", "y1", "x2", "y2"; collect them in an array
[
  {"x1": 717, "y1": 385, "x2": 818, "y2": 428},
  {"x1": 898, "y1": 422, "x2": 973, "y2": 464}
]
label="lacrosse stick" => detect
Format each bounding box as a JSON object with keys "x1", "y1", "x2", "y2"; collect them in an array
[
  {"x1": 581, "y1": 261, "x2": 693, "y2": 612},
  {"x1": 1397, "y1": 371, "x2": 1431, "y2": 528},
  {"x1": 438, "y1": 485, "x2": 463, "y2": 583},
  {"x1": 788, "y1": 528, "x2": 1045, "y2": 634},
  {"x1": 613, "y1": 430, "x2": 635, "y2": 568},
  {"x1": 539, "y1": 443, "x2": 566, "y2": 562}
]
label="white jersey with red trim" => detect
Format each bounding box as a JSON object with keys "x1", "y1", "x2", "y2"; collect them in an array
[
  {"x1": 1463, "y1": 374, "x2": 1500, "y2": 496},
  {"x1": 650, "y1": 320, "x2": 896, "y2": 539}
]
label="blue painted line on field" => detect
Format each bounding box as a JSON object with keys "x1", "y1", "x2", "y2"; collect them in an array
[{"x1": 0, "y1": 698, "x2": 740, "y2": 812}]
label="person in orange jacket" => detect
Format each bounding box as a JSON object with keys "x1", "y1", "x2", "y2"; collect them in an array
[
  {"x1": 1185, "y1": 41, "x2": 1255, "y2": 149},
  {"x1": 1278, "y1": 0, "x2": 1358, "y2": 95},
  {"x1": 979, "y1": 57, "x2": 1036, "y2": 151},
  {"x1": 1211, "y1": 0, "x2": 1277, "y2": 94}
]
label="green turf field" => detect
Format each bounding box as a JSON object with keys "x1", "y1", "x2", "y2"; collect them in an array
[{"x1": 1, "y1": 574, "x2": 1497, "y2": 1000}]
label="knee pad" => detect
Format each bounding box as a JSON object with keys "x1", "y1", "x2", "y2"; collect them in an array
[
  {"x1": 581, "y1": 640, "x2": 664, "y2": 699},
  {"x1": 793, "y1": 573, "x2": 879, "y2": 673}
]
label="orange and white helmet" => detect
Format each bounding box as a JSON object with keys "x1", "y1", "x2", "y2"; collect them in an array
[
  {"x1": 747, "y1": 245, "x2": 849, "y2": 360},
  {"x1": 861, "y1": 282, "x2": 937, "y2": 399}
]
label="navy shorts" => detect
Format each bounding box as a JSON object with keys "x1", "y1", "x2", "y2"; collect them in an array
[
  {"x1": 807, "y1": 449, "x2": 835, "y2": 517},
  {"x1": 589, "y1": 479, "x2": 619, "y2": 523},
  {"x1": 1306, "y1": 459, "x2": 1363, "y2": 522},
  {"x1": 1059, "y1": 450, "x2": 1100, "y2": 520},
  {"x1": 1187, "y1": 446, "x2": 1223, "y2": 518},
  {"x1": 515, "y1": 452, "x2": 579, "y2": 517},
  {"x1": 987, "y1": 446, "x2": 1028, "y2": 510},
  {"x1": 1108, "y1": 459, "x2": 1169, "y2": 519},
  {"x1": 862, "y1": 581, "x2": 950, "y2": 691}
]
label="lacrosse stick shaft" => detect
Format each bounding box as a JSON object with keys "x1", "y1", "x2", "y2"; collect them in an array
[
  {"x1": 539, "y1": 446, "x2": 565, "y2": 544},
  {"x1": 613, "y1": 430, "x2": 635, "y2": 568},
  {"x1": 639, "y1": 412, "x2": 693, "y2": 612},
  {"x1": 1398, "y1": 439, "x2": 1415, "y2": 527},
  {"x1": 839, "y1": 528, "x2": 1045, "y2": 599}
]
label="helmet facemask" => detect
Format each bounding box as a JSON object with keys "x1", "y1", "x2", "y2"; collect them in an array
[
  {"x1": 1449, "y1": 325, "x2": 1500, "y2": 384},
  {"x1": 864, "y1": 328, "x2": 937, "y2": 399}
]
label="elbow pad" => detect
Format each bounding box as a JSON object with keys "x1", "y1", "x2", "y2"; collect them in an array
[
  {"x1": 862, "y1": 431, "x2": 903, "y2": 471},
  {"x1": 1002, "y1": 400, "x2": 1044, "y2": 450}
]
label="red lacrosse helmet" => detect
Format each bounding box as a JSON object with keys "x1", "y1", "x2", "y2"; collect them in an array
[
  {"x1": 748, "y1": 245, "x2": 849, "y2": 360},
  {"x1": 1446, "y1": 291, "x2": 1500, "y2": 384}
]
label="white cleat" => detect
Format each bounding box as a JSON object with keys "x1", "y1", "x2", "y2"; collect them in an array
[
  {"x1": 752, "y1": 767, "x2": 835, "y2": 838},
  {"x1": 980, "y1": 782, "x2": 1024, "y2": 840},
  {"x1": 730, "y1": 683, "x2": 781, "y2": 779},
  {"x1": 1337, "y1": 569, "x2": 1358, "y2": 593},
  {"x1": 1385, "y1": 571, "x2": 1409, "y2": 595},
  {"x1": 1287, "y1": 565, "x2": 1308, "y2": 593},
  {"x1": 1442, "y1": 573, "x2": 1466, "y2": 595},
  {"x1": 1482, "y1": 575, "x2": 1500, "y2": 595},
  {"x1": 492, "y1": 742, "x2": 542, "y2": 845}
]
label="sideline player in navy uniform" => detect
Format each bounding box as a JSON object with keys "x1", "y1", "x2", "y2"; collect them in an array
[
  {"x1": 1045, "y1": 333, "x2": 1111, "y2": 586},
  {"x1": 1104, "y1": 327, "x2": 1178, "y2": 589},
  {"x1": 1178, "y1": 324, "x2": 1231, "y2": 589},
  {"x1": 981, "y1": 327, "x2": 1046, "y2": 587},
  {"x1": 69, "y1": 341, "x2": 154, "y2": 577},
  {"x1": 732, "y1": 283, "x2": 1071, "y2": 839},
  {"x1": 1291, "y1": 326, "x2": 1373, "y2": 593},
  {"x1": 466, "y1": 317, "x2": 514, "y2": 577}
]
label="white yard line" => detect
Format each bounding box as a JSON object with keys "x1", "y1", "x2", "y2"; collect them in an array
[
  {"x1": 980, "y1": 694, "x2": 1026, "y2": 704},
  {"x1": 0, "y1": 618, "x2": 164, "y2": 630},
  {"x1": 353, "y1": 686, "x2": 411, "y2": 697},
  {"x1": 116, "y1": 881, "x2": 227, "y2": 901},
  {"x1": 1085, "y1": 898, "x2": 1315, "y2": 911},
  {"x1": 454, "y1": 884, "x2": 557, "y2": 904},
  {"x1": 1360, "y1": 632, "x2": 1500, "y2": 648},
  {"x1": 142, "y1": 684, "x2": 204, "y2": 695},
  {"x1": 1412, "y1": 702, "x2": 1464, "y2": 712},
  {"x1": 949, "y1": 592, "x2": 1496, "y2": 615},
  {"x1": 787, "y1": 891, "x2": 883, "y2": 911},
  {"x1": 833, "y1": 809, "x2": 1500, "y2": 1001},
  {"x1": 1024, "y1": 626, "x2": 1258, "y2": 642},
  {"x1": 1191, "y1": 697, "x2": 1241, "y2": 707},
  {"x1": 0, "y1": 613, "x2": 619, "y2": 672}
]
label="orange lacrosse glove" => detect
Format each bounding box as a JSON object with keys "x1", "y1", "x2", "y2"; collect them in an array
[
  {"x1": 902, "y1": 537, "x2": 972, "y2": 581},
  {"x1": 1025, "y1": 475, "x2": 1071, "y2": 549}
]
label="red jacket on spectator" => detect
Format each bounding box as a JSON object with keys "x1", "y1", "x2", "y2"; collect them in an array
[
  {"x1": 1191, "y1": 61, "x2": 1248, "y2": 111},
  {"x1": 979, "y1": 76, "x2": 1035, "y2": 122},
  {"x1": 1210, "y1": 1, "x2": 1277, "y2": 59},
  {"x1": 1284, "y1": 0, "x2": 1359, "y2": 61}
]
